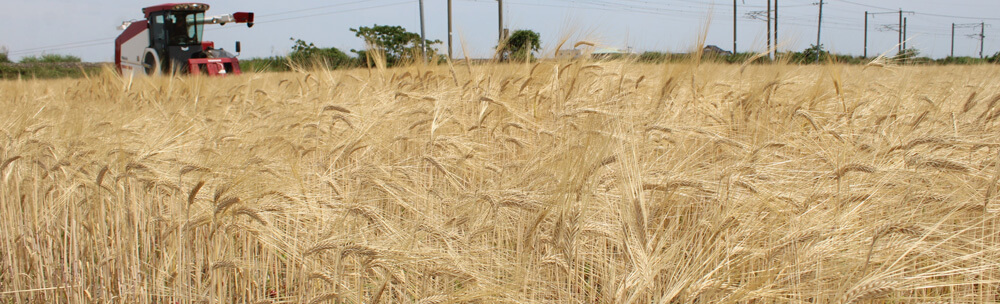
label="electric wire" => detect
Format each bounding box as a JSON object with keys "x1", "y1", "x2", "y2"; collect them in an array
[
  {"x1": 6, "y1": 0, "x2": 998, "y2": 58},
  {"x1": 8, "y1": 0, "x2": 410, "y2": 56}
]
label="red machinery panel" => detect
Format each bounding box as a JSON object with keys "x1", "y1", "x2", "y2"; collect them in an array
[{"x1": 188, "y1": 58, "x2": 241, "y2": 76}]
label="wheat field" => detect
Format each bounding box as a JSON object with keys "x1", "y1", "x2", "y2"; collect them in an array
[{"x1": 1, "y1": 59, "x2": 999, "y2": 303}]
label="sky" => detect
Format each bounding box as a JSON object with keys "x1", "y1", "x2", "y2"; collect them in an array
[{"x1": 3, "y1": 0, "x2": 1000, "y2": 62}]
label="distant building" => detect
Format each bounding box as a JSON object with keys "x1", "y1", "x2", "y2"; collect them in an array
[
  {"x1": 556, "y1": 49, "x2": 582, "y2": 59},
  {"x1": 592, "y1": 47, "x2": 638, "y2": 59},
  {"x1": 557, "y1": 47, "x2": 638, "y2": 59},
  {"x1": 703, "y1": 45, "x2": 733, "y2": 56}
]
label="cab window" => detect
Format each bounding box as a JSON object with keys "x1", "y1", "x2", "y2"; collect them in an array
[
  {"x1": 163, "y1": 11, "x2": 204, "y2": 45},
  {"x1": 150, "y1": 15, "x2": 167, "y2": 47}
]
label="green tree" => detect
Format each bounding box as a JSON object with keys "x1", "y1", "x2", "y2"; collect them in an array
[
  {"x1": 349, "y1": 24, "x2": 440, "y2": 66},
  {"x1": 896, "y1": 48, "x2": 920, "y2": 62},
  {"x1": 782, "y1": 44, "x2": 828, "y2": 64},
  {"x1": 802, "y1": 44, "x2": 827, "y2": 63},
  {"x1": 501, "y1": 30, "x2": 541, "y2": 62},
  {"x1": 288, "y1": 38, "x2": 354, "y2": 68}
]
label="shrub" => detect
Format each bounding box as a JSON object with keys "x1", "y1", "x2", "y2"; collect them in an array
[
  {"x1": 989, "y1": 51, "x2": 1000, "y2": 64},
  {"x1": 241, "y1": 56, "x2": 292, "y2": 72},
  {"x1": 289, "y1": 38, "x2": 356, "y2": 69},
  {"x1": 19, "y1": 54, "x2": 82, "y2": 63}
]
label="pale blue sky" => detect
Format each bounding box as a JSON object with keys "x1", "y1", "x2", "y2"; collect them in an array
[{"x1": 3, "y1": 0, "x2": 1000, "y2": 62}]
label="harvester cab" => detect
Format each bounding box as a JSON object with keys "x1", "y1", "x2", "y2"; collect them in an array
[{"x1": 116, "y1": 3, "x2": 254, "y2": 76}]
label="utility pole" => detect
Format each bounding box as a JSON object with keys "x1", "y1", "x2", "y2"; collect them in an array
[
  {"x1": 816, "y1": 0, "x2": 823, "y2": 62},
  {"x1": 498, "y1": 0, "x2": 504, "y2": 42},
  {"x1": 896, "y1": 9, "x2": 903, "y2": 54},
  {"x1": 981, "y1": 22, "x2": 986, "y2": 58},
  {"x1": 418, "y1": 0, "x2": 427, "y2": 62},
  {"x1": 903, "y1": 17, "x2": 907, "y2": 51},
  {"x1": 448, "y1": 0, "x2": 453, "y2": 60},
  {"x1": 774, "y1": 0, "x2": 778, "y2": 57},
  {"x1": 866, "y1": 11, "x2": 900, "y2": 57},
  {"x1": 864, "y1": 12, "x2": 869, "y2": 58},
  {"x1": 767, "y1": 0, "x2": 771, "y2": 59},
  {"x1": 954, "y1": 23, "x2": 985, "y2": 58},
  {"x1": 733, "y1": 0, "x2": 737, "y2": 54}
]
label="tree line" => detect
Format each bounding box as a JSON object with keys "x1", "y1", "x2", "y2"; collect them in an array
[
  {"x1": 242, "y1": 25, "x2": 1000, "y2": 72},
  {"x1": 242, "y1": 25, "x2": 541, "y2": 72},
  {"x1": 638, "y1": 44, "x2": 1000, "y2": 65},
  {"x1": 4, "y1": 23, "x2": 1000, "y2": 79}
]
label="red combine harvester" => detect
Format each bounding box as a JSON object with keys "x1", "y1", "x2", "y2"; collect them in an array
[{"x1": 115, "y1": 3, "x2": 254, "y2": 76}]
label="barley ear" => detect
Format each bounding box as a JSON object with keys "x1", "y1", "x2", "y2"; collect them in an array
[
  {"x1": 1, "y1": 156, "x2": 21, "y2": 173},
  {"x1": 188, "y1": 181, "x2": 205, "y2": 205},
  {"x1": 95, "y1": 165, "x2": 109, "y2": 187}
]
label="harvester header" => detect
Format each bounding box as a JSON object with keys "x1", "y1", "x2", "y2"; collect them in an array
[{"x1": 116, "y1": 3, "x2": 254, "y2": 76}]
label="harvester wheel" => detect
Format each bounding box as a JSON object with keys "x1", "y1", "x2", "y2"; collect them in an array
[{"x1": 143, "y1": 53, "x2": 158, "y2": 75}]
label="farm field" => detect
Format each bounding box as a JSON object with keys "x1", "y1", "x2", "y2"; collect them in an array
[{"x1": 1, "y1": 60, "x2": 1000, "y2": 303}]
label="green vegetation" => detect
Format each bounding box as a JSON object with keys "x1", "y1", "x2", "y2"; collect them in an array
[
  {"x1": 5, "y1": 32, "x2": 1000, "y2": 79},
  {"x1": 990, "y1": 51, "x2": 1000, "y2": 63},
  {"x1": 937, "y1": 56, "x2": 989, "y2": 65},
  {"x1": 896, "y1": 48, "x2": 921, "y2": 61},
  {"x1": 0, "y1": 52, "x2": 99, "y2": 79},
  {"x1": 793, "y1": 44, "x2": 829, "y2": 63},
  {"x1": 349, "y1": 24, "x2": 441, "y2": 67},
  {"x1": 0, "y1": 63, "x2": 105, "y2": 79},
  {"x1": 19, "y1": 53, "x2": 81, "y2": 64},
  {"x1": 237, "y1": 56, "x2": 278, "y2": 72},
  {"x1": 288, "y1": 38, "x2": 355, "y2": 69},
  {"x1": 243, "y1": 25, "x2": 444, "y2": 72},
  {"x1": 501, "y1": 30, "x2": 541, "y2": 62},
  {"x1": 638, "y1": 51, "x2": 768, "y2": 64},
  {"x1": 637, "y1": 45, "x2": 996, "y2": 66},
  {"x1": 228, "y1": 38, "x2": 360, "y2": 73},
  {"x1": 239, "y1": 56, "x2": 292, "y2": 73}
]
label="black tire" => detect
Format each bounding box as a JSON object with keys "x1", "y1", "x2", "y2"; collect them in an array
[{"x1": 143, "y1": 53, "x2": 157, "y2": 75}]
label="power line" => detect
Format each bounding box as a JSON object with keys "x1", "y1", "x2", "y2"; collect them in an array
[
  {"x1": 511, "y1": 0, "x2": 846, "y2": 32},
  {"x1": 256, "y1": 0, "x2": 390, "y2": 18},
  {"x1": 253, "y1": 1, "x2": 413, "y2": 24},
  {"x1": 551, "y1": 0, "x2": 714, "y2": 15},
  {"x1": 500, "y1": 0, "x2": 716, "y2": 22},
  {"x1": 9, "y1": 41, "x2": 110, "y2": 56},
  {"x1": 10, "y1": 1, "x2": 407, "y2": 56},
  {"x1": 8, "y1": 0, "x2": 999, "y2": 59},
  {"x1": 9, "y1": 38, "x2": 114, "y2": 55},
  {"x1": 8, "y1": 0, "x2": 414, "y2": 57},
  {"x1": 618, "y1": 0, "x2": 812, "y2": 10},
  {"x1": 915, "y1": 11, "x2": 1000, "y2": 22},
  {"x1": 953, "y1": 23, "x2": 990, "y2": 58},
  {"x1": 835, "y1": 0, "x2": 1000, "y2": 21},
  {"x1": 834, "y1": 0, "x2": 893, "y2": 11}
]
